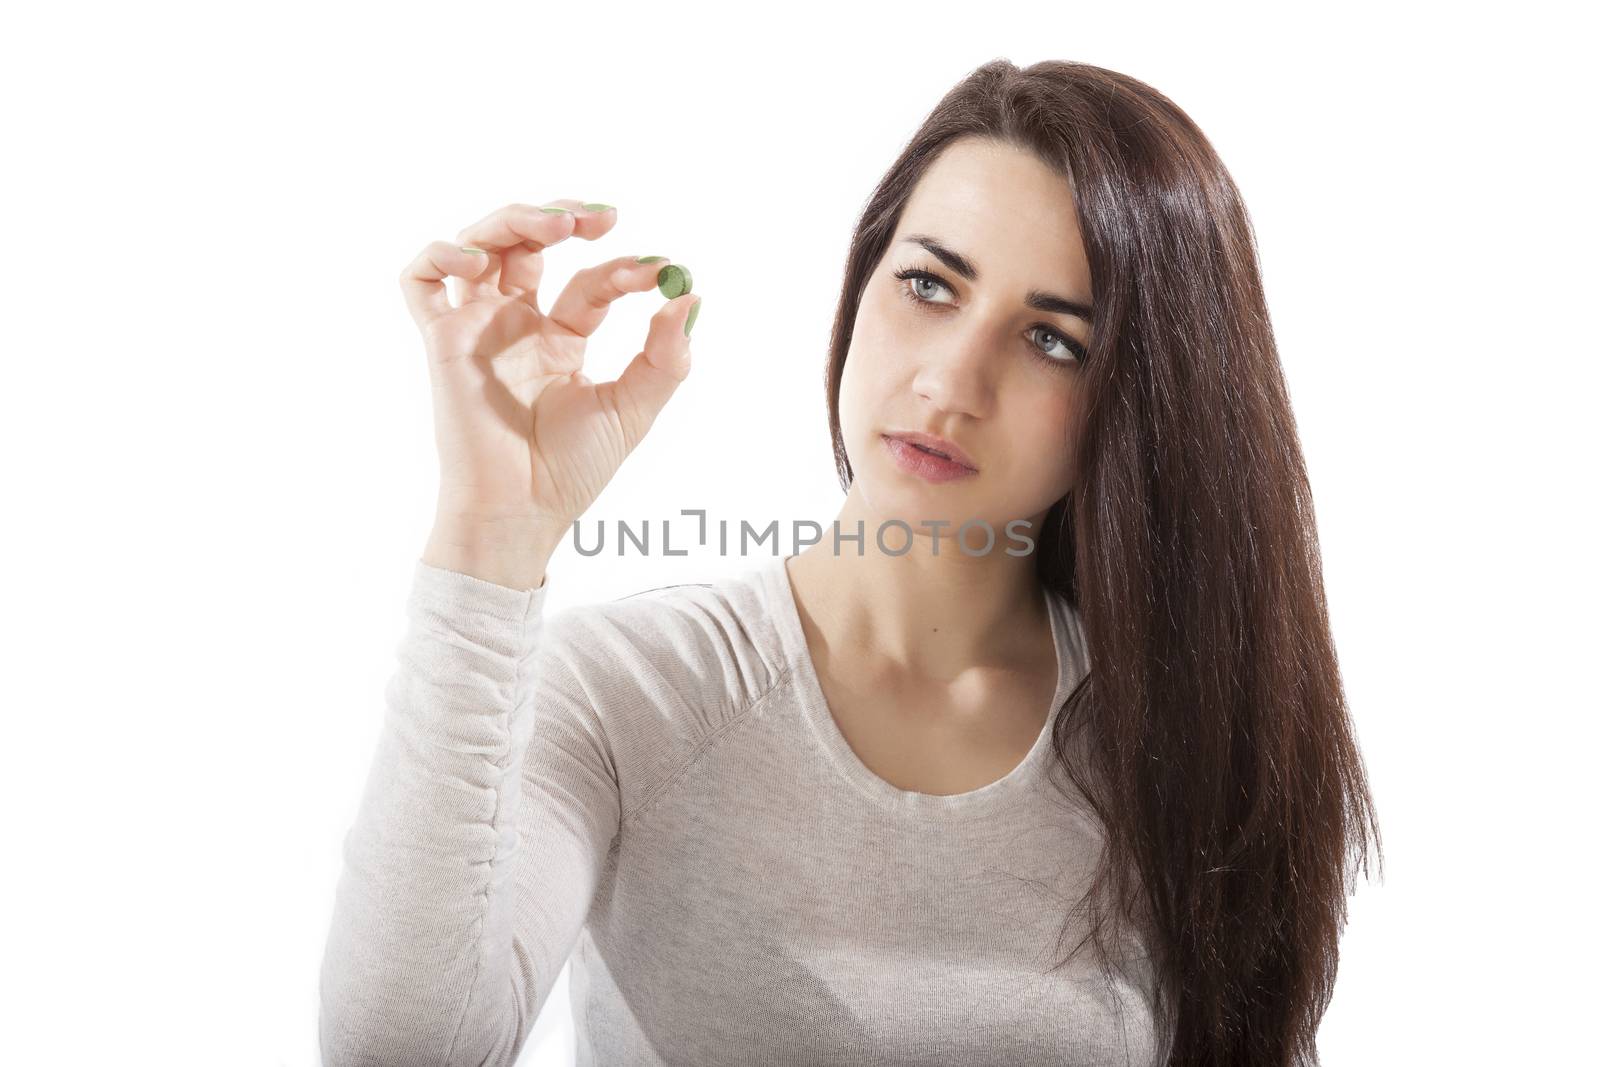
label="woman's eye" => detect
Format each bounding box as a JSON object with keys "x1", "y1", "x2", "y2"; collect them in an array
[
  {"x1": 1030, "y1": 326, "x2": 1078, "y2": 362},
  {"x1": 903, "y1": 272, "x2": 952, "y2": 304}
]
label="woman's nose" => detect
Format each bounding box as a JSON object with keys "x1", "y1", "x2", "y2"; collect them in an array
[{"x1": 911, "y1": 331, "x2": 995, "y2": 419}]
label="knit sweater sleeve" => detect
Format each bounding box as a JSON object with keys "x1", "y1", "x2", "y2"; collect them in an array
[{"x1": 318, "y1": 558, "x2": 621, "y2": 1067}]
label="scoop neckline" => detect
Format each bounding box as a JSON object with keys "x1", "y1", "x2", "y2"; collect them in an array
[{"x1": 761, "y1": 552, "x2": 1072, "y2": 815}]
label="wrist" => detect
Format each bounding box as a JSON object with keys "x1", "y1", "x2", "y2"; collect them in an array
[
  {"x1": 432, "y1": 503, "x2": 570, "y2": 549},
  {"x1": 423, "y1": 515, "x2": 565, "y2": 591}
]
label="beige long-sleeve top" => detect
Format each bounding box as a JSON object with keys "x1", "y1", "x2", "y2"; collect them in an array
[{"x1": 318, "y1": 552, "x2": 1166, "y2": 1066}]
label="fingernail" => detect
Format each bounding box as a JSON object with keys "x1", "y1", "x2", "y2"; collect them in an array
[
  {"x1": 460, "y1": 246, "x2": 487, "y2": 255},
  {"x1": 656, "y1": 264, "x2": 693, "y2": 299},
  {"x1": 635, "y1": 255, "x2": 668, "y2": 263},
  {"x1": 539, "y1": 206, "x2": 572, "y2": 214},
  {"x1": 684, "y1": 298, "x2": 702, "y2": 337},
  {"x1": 581, "y1": 202, "x2": 615, "y2": 213}
]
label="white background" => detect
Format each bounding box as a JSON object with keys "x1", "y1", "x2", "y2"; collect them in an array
[{"x1": 3, "y1": 1, "x2": 1593, "y2": 1063}]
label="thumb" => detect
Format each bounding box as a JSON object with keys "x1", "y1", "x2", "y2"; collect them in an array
[{"x1": 612, "y1": 294, "x2": 699, "y2": 450}]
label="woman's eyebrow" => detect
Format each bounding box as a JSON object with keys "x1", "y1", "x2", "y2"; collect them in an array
[{"x1": 898, "y1": 233, "x2": 1094, "y2": 324}]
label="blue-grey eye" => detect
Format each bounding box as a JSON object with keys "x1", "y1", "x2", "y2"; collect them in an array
[
  {"x1": 909, "y1": 274, "x2": 951, "y2": 303},
  {"x1": 1032, "y1": 326, "x2": 1071, "y2": 359}
]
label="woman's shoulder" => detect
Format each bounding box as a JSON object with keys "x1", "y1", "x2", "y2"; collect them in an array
[
  {"x1": 527, "y1": 562, "x2": 793, "y2": 827},
  {"x1": 534, "y1": 560, "x2": 789, "y2": 736}
]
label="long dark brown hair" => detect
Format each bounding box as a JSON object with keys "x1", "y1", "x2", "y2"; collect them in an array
[{"x1": 823, "y1": 60, "x2": 1383, "y2": 1066}]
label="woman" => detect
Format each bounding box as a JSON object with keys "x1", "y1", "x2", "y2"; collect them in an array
[{"x1": 319, "y1": 59, "x2": 1382, "y2": 1067}]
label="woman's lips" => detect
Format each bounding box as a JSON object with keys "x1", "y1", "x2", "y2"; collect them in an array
[{"x1": 882, "y1": 434, "x2": 979, "y2": 483}]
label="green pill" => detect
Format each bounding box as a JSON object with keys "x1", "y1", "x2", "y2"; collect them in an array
[{"x1": 656, "y1": 264, "x2": 693, "y2": 299}]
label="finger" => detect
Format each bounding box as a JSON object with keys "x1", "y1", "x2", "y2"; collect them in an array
[
  {"x1": 606, "y1": 294, "x2": 700, "y2": 452},
  {"x1": 454, "y1": 200, "x2": 615, "y2": 305},
  {"x1": 460, "y1": 259, "x2": 505, "y2": 304},
  {"x1": 535, "y1": 198, "x2": 619, "y2": 241},
  {"x1": 454, "y1": 201, "x2": 575, "y2": 252},
  {"x1": 499, "y1": 201, "x2": 620, "y2": 305},
  {"x1": 546, "y1": 254, "x2": 676, "y2": 338},
  {"x1": 496, "y1": 243, "x2": 544, "y2": 301},
  {"x1": 453, "y1": 202, "x2": 569, "y2": 303},
  {"x1": 456, "y1": 198, "x2": 616, "y2": 253},
  {"x1": 399, "y1": 240, "x2": 495, "y2": 328}
]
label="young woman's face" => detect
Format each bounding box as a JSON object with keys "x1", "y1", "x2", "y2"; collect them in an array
[{"x1": 838, "y1": 137, "x2": 1094, "y2": 543}]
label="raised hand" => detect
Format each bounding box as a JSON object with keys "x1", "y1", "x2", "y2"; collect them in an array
[{"x1": 401, "y1": 200, "x2": 700, "y2": 586}]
